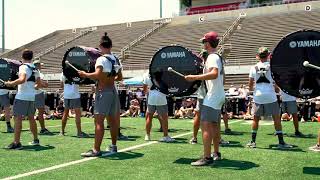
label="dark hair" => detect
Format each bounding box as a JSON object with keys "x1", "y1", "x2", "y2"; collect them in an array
[
  {"x1": 208, "y1": 39, "x2": 219, "y2": 48},
  {"x1": 22, "y1": 49, "x2": 33, "y2": 60},
  {"x1": 100, "y1": 32, "x2": 112, "y2": 48}
]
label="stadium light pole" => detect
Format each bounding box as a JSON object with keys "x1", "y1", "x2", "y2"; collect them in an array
[
  {"x1": 160, "y1": 0, "x2": 162, "y2": 18},
  {"x1": 2, "y1": 0, "x2": 4, "y2": 53}
]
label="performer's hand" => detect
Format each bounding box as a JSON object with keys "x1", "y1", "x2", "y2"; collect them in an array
[
  {"x1": 34, "y1": 84, "x2": 39, "y2": 90},
  {"x1": 185, "y1": 75, "x2": 197, "y2": 82},
  {"x1": 78, "y1": 71, "x2": 86, "y2": 78}
]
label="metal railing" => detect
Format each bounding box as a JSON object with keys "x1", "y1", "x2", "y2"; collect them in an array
[
  {"x1": 217, "y1": 13, "x2": 246, "y2": 58},
  {"x1": 34, "y1": 27, "x2": 97, "y2": 59},
  {"x1": 120, "y1": 18, "x2": 172, "y2": 60}
]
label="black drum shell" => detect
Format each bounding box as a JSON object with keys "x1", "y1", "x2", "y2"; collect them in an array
[
  {"x1": 62, "y1": 46, "x2": 101, "y2": 84},
  {"x1": 149, "y1": 45, "x2": 203, "y2": 97},
  {"x1": 271, "y1": 30, "x2": 320, "y2": 99},
  {"x1": 0, "y1": 58, "x2": 22, "y2": 90}
]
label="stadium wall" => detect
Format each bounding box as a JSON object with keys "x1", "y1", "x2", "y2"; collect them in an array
[{"x1": 173, "y1": 1, "x2": 320, "y2": 25}]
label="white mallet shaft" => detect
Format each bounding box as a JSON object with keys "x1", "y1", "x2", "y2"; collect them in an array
[
  {"x1": 0, "y1": 78, "x2": 5, "y2": 84},
  {"x1": 167, "y1": 67, "x2": 184, "y2": 77},
  {"x1": 303, "y1": 61, "x2": 320, "y2": 70},
  {"x1": 65, "y1": 61, "x2": 79, "y2": 71}
]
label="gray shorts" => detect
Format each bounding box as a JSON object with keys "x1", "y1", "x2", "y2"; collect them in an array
[
  {"x1": 35, "y1": 92, "x2": 45, "y2": 108},
  {"x1": 0, "y1": 93, "x2": 10, "y2": 108},
  {"x1": 200, "y1": 105, "x2": 221, "y2": 123},
  {"x1": 281, "y1": 101, "x2": 298, "y2": 114},
  {"x1": 94, "y1": 87, "x2": 120, "y2": 116},
  {"x1": 13, "y1": 99, "x2": 35, "y2": 116},
  {"x1": 147, "y1": 104, "x2": 168, "y2": 115},
  {"x1": 252, "y1": 101, "x2": 280, "y2": 117},
  {"x1": 195, "y1": 99, "x2": 203, "y2": 112},
  {"x1": 64, "y1": 98, "x2": 81, "y2": 109}
]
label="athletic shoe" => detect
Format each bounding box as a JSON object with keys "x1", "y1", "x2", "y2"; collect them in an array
[
  {"x1": 219, "y1": 139, "x2": 230, "y2": 146},
  {"x1": 81, "y1": 149, "x2": 102, "y2": 157},
  {"x1": 189, "y1": 138, "x2": 197, "y2": 144},
  {"x1": 7, "y1": 126, "x2": 14, "y2": 133},
  {"x1": 309, "y1": 144, "x2": 320, "y2": 152},
  {"x1": 39, "y1": 128, "x2": 52, "y2": 135},
  {"x1": 191, "y1": 157, "x2": 213, "y2": 166},
  {"x1": 107, "y1": 145, "x2": 118, "y2": 153},
  {"x1": 6, "y1": 142, "x2": 23, "y2": 150},
  {"x1": 118, "y1": 133, "x2": 128, "y2": 140},
  {"x1": 224, "y1": 128, "x2": 232, "y2": 134},
  {"x1": 144, "y1": 134, "x2": 151, "y2": 141},
  {"x1": 247, "y1": 141, "x2": 256, "y2": 148},
  {"x1": 294, "y1": 131, "x2": 304, "y2": 137},
  {"x1": 159, "y1": 136, "x2": 175, "y2": 143},
  {"x1": 59, "y1": 132, "x2": 65, "y2": 136},
  {"x1": 29, "y1": 139, "x2": 40, "y2": 146},
  {"x1": 77, "y1": 132, "x2": 90, "y2": 138},
  {"x1": 277, "y1": 143, "x2": 293, "y2": 149},
  {"x1": 211, "y1": 152, "x2": 222, "y2": 161}
]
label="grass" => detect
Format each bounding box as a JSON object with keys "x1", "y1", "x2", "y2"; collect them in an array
[{"x1": 0, "y1": 117, "x2": 319, "y2": 180}]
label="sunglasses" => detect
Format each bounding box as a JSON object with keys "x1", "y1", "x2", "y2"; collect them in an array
[{"x1": 202, "y1": 40, "x2": 208, "y2": 44}]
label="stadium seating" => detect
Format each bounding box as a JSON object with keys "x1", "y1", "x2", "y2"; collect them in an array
[
  {"x1": 122, "y1": 18, "x2": 235, "y2": 70},
  {"x1": 227, "y1": 9, "x2": 320, "y2": 66}
]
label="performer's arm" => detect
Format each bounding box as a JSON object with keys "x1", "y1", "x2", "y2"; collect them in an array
[
  {"x1": 185, "y1": 67, "x2": 218, "y2": 81},
  {"x1": 249, "y1": 78, "x2": 254, "y2": 91},
  {"x1": 5, "y1": 73, "x2": 26, "y2": 87},
  {"x1": 78, "y1": 66, "x2": 103, "y2": 80}
]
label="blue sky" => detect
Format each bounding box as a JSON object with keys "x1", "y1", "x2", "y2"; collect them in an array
[{"x1": 2, "y1": 0, "x2": 179, "y2": 49}]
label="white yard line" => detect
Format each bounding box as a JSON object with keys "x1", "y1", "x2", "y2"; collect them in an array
[{"x1": 2, "y1": 120, "x2": 242, "y2": 180}]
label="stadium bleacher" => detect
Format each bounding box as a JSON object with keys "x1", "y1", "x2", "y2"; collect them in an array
[{"x1": 2, "y1": 1, "x2": 320, "y2": 91}]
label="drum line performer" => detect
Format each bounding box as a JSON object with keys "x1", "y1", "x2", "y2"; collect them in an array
[
  {"x1": 247, "y1": 47, "x2": 292, "y2": 149},
  {"x1": 186, "y1": 31, "x2": 225, "y2": 166},
  {"x1": 5, "y1": 49, "x2": 43, "y2": 149},
  {"x1": 79, "y1": 32, "x2": 122, "y2": 157},
  {"x1": 60, "y1": 72, "x2": 89, "y2": 138},
  {"x1": 33, "y1": 59, "x2": 52, "y2": 135},
  {"x1": 0, "y1": 87, "x2": 14, "y2": 133}
]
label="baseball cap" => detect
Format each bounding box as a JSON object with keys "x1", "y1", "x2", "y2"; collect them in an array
[
  {"x1": 257, "y1": 47, "x2": 270, "y2": 58},
  {"x1": 200, "y1": 31, "x2": 219, "y2": 42},
  {"x1": 33, "y1": 59, "x2": 44, "y2": 65}
]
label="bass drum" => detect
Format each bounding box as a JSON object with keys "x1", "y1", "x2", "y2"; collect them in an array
[
  {"x1": 0, "y1": 58, "x2": 22, "y2": 90},
  {"x1": 149, "y1": 45, "x2": 203, "y2": 97},
  {"x1": 271, "y1": 30, "x2": 320, "y2": 99},
  {"x1": 62, "y1": 46, "x2": 101, "y2": 84}
]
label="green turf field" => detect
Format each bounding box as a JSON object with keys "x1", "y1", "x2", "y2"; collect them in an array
[{"x1": 0, "y1": 117, "x2": 319, "y2": 180}]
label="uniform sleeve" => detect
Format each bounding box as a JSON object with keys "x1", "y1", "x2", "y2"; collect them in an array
[
  {"x1": 18, "y1": 65, "x2": 27, "y2": 76},
  {"x1": 249, "y1": 67, "x2": 255, "y2": 78},
  {"x1": 34, "y1": 70, "x2": 40, "y2": 79},
  {"x1": 142, "y1": 73, "x2": 149, "y2": 85},
  {"x1": 206, "y1": 54, "x2": 220, "y2": 69},
  {"x1": 95, "y1": 57, "x2": 104, "y2": 69},
  {"x1": 60, "y1": 73, "x2": 65, "y2": 82}
]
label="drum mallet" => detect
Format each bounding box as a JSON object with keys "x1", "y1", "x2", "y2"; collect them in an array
[
  {"x1": 303, "y1": 61, "x2": 320, "y2": 71},
  {"x1": 167, "y1": 67, "x2": 184, "y2": 77},
  {"x1": 65, "y1": 61, "x2": 80, "y2": 71},
  {"x1": 0, "y1": 78, "x2": 5, "y2": 84}
]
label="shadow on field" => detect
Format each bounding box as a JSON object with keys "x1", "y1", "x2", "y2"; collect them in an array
[
  {"x1": 303, "y1": 167, "x2": 320, "y2": 175},
  {"x1": 174, "y1": 158, "x2": 259, "y2": 170},
  {"x1": 259, "y1": 144, "x2": 305, "y2": 152},
  {"x1": 221, "y1": 141, "x2": 244, "y2": 148},
  {"x1": 107, "y1": 135, "x2": 141, "y2": 141},
  {"x1": 21, "y1": 145, "x2": 55, "y2": 151},
  {"x1": 166, "y1": 137, "x2": 188, "y2": 144},
  {"x1": 222, "y1": 131, "x2": 247, "y2": 136},
  {"x1": 266, "y1": 133, "x2": 316, "y2": 139},
  {"x1": 102, "y1": 151, "x2": 144, "y2": 160},
  {"x1": 286, "y1": 134, "x2": 316, "y2": 139}
]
